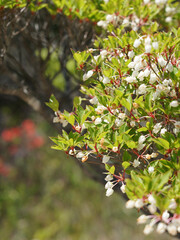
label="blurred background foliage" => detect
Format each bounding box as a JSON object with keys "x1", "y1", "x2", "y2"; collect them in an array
[{"x1": 0, "y1": 99, "x2": 171, "y2": 240}]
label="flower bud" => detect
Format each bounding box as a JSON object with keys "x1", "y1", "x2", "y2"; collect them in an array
[
  {"x1": 76, "y1": 152, "x2": 85, "y2": 159},
  {"x1": 137, "y1": 84, "x2": 147, "y2": 94},
  {"x1": 133, "y1": 102, "x2": 139, "y2": 109},
  {"x1": 166, "y1": 6, "x2": 175, "y2": 13},
  {"x1": 158, "y1": 56, "x2": 166, "y2": 67},
  {"x1": 169, "y1": 199, "x2": 177, "y2": 210},
  {"x1": 148, "y1": 204, "x2": 157, "y2": 214},
  {"x1": 83, "y1": 70, "x2": 93, "y2": 81},
  {"x1": 53, "y1": 117, "x2": 60, "y2": 123},
  {"x1": 145, "y1": 154, "x2": 151, "y2": 160},
  {"x1": 95, "y1": 117, "x2": 102, "y2": 125},
  {"x1": 149, "y1": 73, "x2": 158, "y2": 84},
  {"x1": 106, "y1": 188, "x2": 114, "y2": 197},
  {"x1": 137, "y1": 215, "x2": 149, "y2": 224},
  {"x1": 156, "y1": 222, "x2": 166, "y2": 234},
  {"x1": 152, "y1": 42, "x2": 159, "y2": 50},
  {"x1": 126, "y1": 200, "x2": 135, "y2": 209},
  {"x1": 89, "y1": 96, "x2": 98, "y2": 105},
  {"x1": 106, "y1": 14, "x2": 114, "y2": 23},
  {"x1": 162, "y1": 211, "x2": 170, "y2": 222},
  {"x1": 170, "y1": 100, "x2": 178, "y2": 108},
  {"x1": 120, "y1": 183, "x2": 126, "y2": 193},
  {"x1": 165, "y1": 17, "x2": 172, "y2": 23},
  {"x1": 128, "y1": 62, "x2": 135, "y2": 68},
  {"x1": 133, "y1": 159, "x2": 140, "y2": 168},
  {"x1": 135, "y1": 199, "x2": 144, "y2": 208},
  {"x1": 145, "y1": 44, "x2": 151, "y2": 53},
  {"x1": 112, "y1": 146, "x2": 118, "y2": 152},
  {"x1": 160, "y1": 128, "x2": 167, "y2": 135},
  {"x1": 105, "y1": 181, "x2": 113, "y2": 189},
  {"x1": 130, "y1": 121, "x2": 136, "y2": 127},
  {"x1": 144, "y1": 224, "x2": 154, "y2": 235},
  {"x1": 151, "y1": 152, "x2": 158, "y2": 158},
  {"x1": 122, "y1": 18, "x2": 129, "y2": 25},
  {"x1": 97, "y1": 20, "x2": 108, "y2": 29},
  {"x1": 103, "y1": 76, "x2": 110, "y2": 84},
  {"x1": 105, "y1": 174, "x2": 113, "y2": 181},
  {"x1": 144, "y1": 0, "x2": 150, "y2": 4},
  {"x1": 153, "y1": 123, "x2": 162, "y2": 134},
  {"x1": 133, "y1": 39, "x2": 141, "y2": 48},
  {"x1": 128, "y1": 50, "x2": 134, "y2": 58},
  {"x1": 75, "y1": 125, "x2": 81, "y2": 132},
  {"x1": 166, "y1": 63, "x2": 173, "y2": 72},
  {"x1": 145, "y1": 36, "x2": 151, "y2": 45},
  {"x1": 100, "y1": 50, "x2": 108, "y2": 58},
  {"x1": 148, "y1": 166, "x2": 154, "y2": 173},
  {"x1": 118, "y1": 113, "x2": 126, "y2": 119},
  {"x1": 167, "y1": 224, "x2": 177, "y2": 236},
  {"x1": 148, "y1": 195, "x2": 156, "y2": 204},
  {"x1": 125, "y1": 76, "x2": 137, "y2": 83},
  {"x1": 82, "y1": 155, "x2": 88, "y2": 162},
  {"x1": 138, "y1": 135, "x2": 146, "y2": 144},
  {"x1": 102, "y1": 155, "x2": 110, "y2": 164}
]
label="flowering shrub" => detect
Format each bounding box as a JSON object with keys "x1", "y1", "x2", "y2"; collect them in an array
[
  {"x1": 45, "y1": 0, "x2": 180, "y2": 237},
  {"x1": 1, "y1": 0, "x2": 179, "y2": 29},
  {"x1": 2, "y1": 0, "x2": 180, "y2": 237}
]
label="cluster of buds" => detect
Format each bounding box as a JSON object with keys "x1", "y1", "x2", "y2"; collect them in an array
[
  {"x1": 53, "y1": 111, "x2": 68, "y2": 127},
  {"x1": 138, "y1": 212, "x2": 180, "y2": 236},
  {"x1": 97, "y1": 14, "x2": 118, "y2": 29},
  {"x1": 126, "y1": 195, "x2": 179, "y2": 236}
]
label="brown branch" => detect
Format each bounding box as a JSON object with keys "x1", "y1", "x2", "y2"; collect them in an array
[{"x1": 0, "y1": 87, "x2": 41, "y2": 112}]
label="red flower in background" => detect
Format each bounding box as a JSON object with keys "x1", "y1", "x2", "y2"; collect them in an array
[
  {"x1": 0, "y1": 159, "x2": 10, "y2": 177},
  {"x1": 8, "y1": 145, "x2": 19, "y2": 155},
  {"x1": 1, "y1": 119, "x2": 45, "y2": 158},
  {"x1": 1, "y1": 127, "x2": 21, "y2": 142},
  {"x1": 29, "y1": 136, "x2": 44, "y2": 149},
  {"x1": 21, "y1": 119, "x2": 35, "y2": 137}
]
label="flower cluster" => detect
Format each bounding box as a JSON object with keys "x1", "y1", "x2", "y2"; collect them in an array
[
  {"x1": 137, "y1": 212, "x2": 180, "y2": 236},
  {"x1": 97, "y1": 14, "x2": 118, "y2": 29},
  {"x1": 49, "y1": 27, "x2": 179, "y2": 235},
  {"x1": 1, "y1": 119, "x2": 44, "y2": 154},
  {"x1": 125, "y1": 194, "x2": 180, "y2": 235},
  {"x1": 96, "y1": 0, "x2": 177, "y2": 31},
  {"x1": 47, "y1": 0, "x2": 180, "y2": 237}
]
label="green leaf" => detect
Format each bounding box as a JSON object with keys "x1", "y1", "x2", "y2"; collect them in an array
[
  {"x1": 105, "y1": 164, "x2": 115, "y2": 174},
  {"x1": 62, "y1": 130, "x2": 69, "y2": 141},
  {"x1": 64, "y1": 111, "x2": 75, "y2": 126},
  {"x1": 152, "y1": 138, "x2": 170, "y2": 149},
  {"x1": 81, "y1": 111, "x2": 91, "y2": 125},
  {"x1": 46, "y1": 94, "x2": 59, "y2": 112},
  {"x1": 156, "y1": 171, "x2": 172, "y2": 190},
  {"x1": 120, "y1": 97, "x2": 131, "y2": 112},
  {"x1": 67, "y1": 115, "x2": 75, "y2": 126},
  {"x1": 73, "y1": 96, "x2": 82, "y2": 109},
  {"x1": 144, "y1": 92, "x2": 153, "y2": 111},
  {"x1": 126, "y1": 141, "x2": 136, "y2": 149},
  {"x1": 122, "y1": 161, "x2": 131, "y2": 170},
  {"x1": 150, "y1": 22, "x2": 158, "y2": 32},
  {"x1": 137, "y1": 127, "x2": 148, "y2": 132},
  {"x1": 123, "y1": 151, "x2": 132, "y2": 162},
  {"x1": 131, "y1": 171, "x2": 143, "y2": 185}
]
